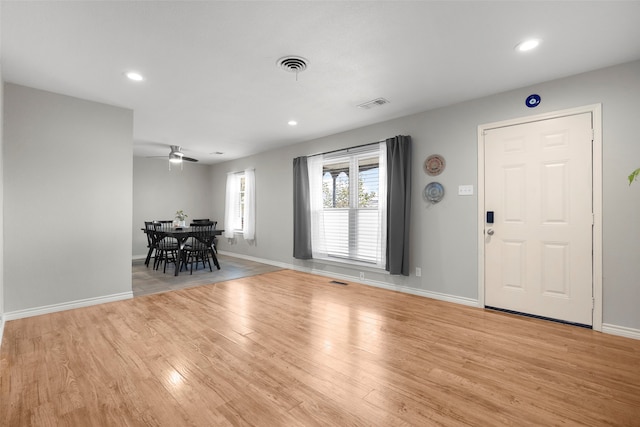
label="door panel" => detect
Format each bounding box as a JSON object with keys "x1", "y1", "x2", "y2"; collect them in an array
[{"x1": 484, "y1": 113, "x2": 593, "y2": 325}]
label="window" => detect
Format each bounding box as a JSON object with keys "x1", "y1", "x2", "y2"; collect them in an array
[
  {"x1": 308, "y1": 143, "x2": 387, "y2": 267},
  {"x1": 230, "y1": 172, "x2": 245, "y2": 232},
  {"x1": 224, "y1": 169, "x2": 255, "y2": 240}
]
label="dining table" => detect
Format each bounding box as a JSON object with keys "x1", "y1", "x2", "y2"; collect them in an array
[{"x1": 143, "y1": 226, "x2": 224, "y2": 276}]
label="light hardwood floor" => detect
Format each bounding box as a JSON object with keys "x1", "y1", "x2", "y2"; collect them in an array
[{"x1": 2, "y1": 269, "x2": 639, "y2": 426}]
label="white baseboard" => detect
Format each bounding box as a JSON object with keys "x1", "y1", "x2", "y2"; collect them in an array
[
  {"x1": 3, "y1": 291, "x2": 134, "y2": 321},
  {"x1": 602, "y1": 323, "x2": 640, "y2": 340},
  {"x1": 217, "y1": 251, "x2": 480, "y2": 308},
  {"x1": 217, "y1": 250, "x2": 295, "y2": 270},
  {"x1": 309, "y1": 268, "x2": 481, "y2": 308}
]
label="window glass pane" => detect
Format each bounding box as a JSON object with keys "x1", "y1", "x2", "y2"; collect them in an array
[
  {"x1": 239, "y1": 175, "x2": 246, "y2": 230},
  {"x1": 358, "y1": 156, "x2": 379, "y2": 208},
  {"x1": 233, "y1": 174, "x2": 245, "y2": 231},
  {"x1": 322, "y1": 161, "x2": 349, "y2": 208},
  {"x1": 322, "y1": 172, "x2": 332, "y2": 208}
]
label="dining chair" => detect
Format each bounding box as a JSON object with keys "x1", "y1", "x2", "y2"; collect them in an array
[
  {"x1": 189, "y1": 221, "x2": 218, "y2": 252},
  {"x1": 152, "y1": 220, "x2": 179, "y2": 273},
  {"x1": 143, "y1": 221, "x2": 160, "y2": 267},
  {"x1": 181, "y1": 222, "x2": 217, "y2": 274},
  {"x1": 189, "y1": 221, "x2": 217, "y2": 228}
]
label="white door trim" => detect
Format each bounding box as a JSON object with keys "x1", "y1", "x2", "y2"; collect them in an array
[{"x1": 477, "y1": 104, "x2": 602, "y2": 331}]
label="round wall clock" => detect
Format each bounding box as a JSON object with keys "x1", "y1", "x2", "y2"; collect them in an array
[{"x1": 424, "y1": 154, "x2": 446, "y2": 176}]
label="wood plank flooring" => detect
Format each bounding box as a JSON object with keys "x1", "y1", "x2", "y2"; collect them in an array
[{"x1": 2, "y1": 270, "x2": 639, "y2": 426}]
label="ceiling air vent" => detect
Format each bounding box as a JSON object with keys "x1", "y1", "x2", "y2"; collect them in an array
[
  {"x1": 357, "y1": 97, "x2": 390, "y2": 109},
  {"x1": 277, "y1": 56, "x2": 309, "y2": 73}
]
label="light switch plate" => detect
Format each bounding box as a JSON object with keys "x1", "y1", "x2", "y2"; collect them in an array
[{"x1": 458, "y1": 185, "x2": 474, "y2": 196}]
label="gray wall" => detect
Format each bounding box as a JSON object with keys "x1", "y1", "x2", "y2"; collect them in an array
[
  {"x1": 4, "y1": 84, "x2": 133, "y2": 313},
  {"x1": 132, "y1": 157, "x2": 213, "y2": 258},
  {"x1": 210, "y1": 60, "x2": 640, "y2": 331}
]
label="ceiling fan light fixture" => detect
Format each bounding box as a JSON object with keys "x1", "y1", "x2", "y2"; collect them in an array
[
  {"x1": 169, "y1": 153, "x2": 183, "y2": 163},
  {"x1": 167, "y1": 145, "x2": 198, "y2": 163}
]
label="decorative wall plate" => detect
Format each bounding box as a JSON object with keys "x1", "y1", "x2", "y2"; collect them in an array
[
  {"x1": 424, "y1": 154, "x2": 446, "y2": 176},
  {"x1": 424, "y1": 182, "x2": 445, "y2": 203}
]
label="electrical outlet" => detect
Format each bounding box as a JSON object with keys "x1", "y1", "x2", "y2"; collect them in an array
[
  {"x1": 359, "y1": 272, "x2": 365, "y2": 280},
  {"x1": 416, "y1": 267, "x2": 422, "y2": 277},
  {"x1": 458, "y1": 185, "x2": 474, "y2": 196}
]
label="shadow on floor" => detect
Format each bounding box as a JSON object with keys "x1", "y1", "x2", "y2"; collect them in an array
[{"x1": 133, "y1": 253, "x2": 283, "y2": 297}]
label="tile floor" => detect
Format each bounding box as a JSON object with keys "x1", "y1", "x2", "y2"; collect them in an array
[{"x1": 132, "y1": 253, "x2": 283, "y2": 297}]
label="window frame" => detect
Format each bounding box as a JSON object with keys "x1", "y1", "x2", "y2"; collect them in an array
[
  {"x1": 230, "y1": 172, "x2": 245, "y2": 234},
  {"x1": 309, "y1": 143, "x2": 387, "y2": 269}
]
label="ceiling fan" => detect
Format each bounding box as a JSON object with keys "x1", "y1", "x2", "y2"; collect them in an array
[
  {"x1": 142, "y1": 143, "x2": 201, "y2": 169},
  {"x1": 168, "y1": 145, "x2": 198, "y2": 163}
]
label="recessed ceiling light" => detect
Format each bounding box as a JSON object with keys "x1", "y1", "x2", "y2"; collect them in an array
[
  {"x1": 288, "y1": 120, "x2": 298, "y2": 126},
  {"x1": 515, "y1": 39, "x2": 541, "y2": 52},
  {"x1": 125, "y1": 71, "x2": 144, "y2": 81}
]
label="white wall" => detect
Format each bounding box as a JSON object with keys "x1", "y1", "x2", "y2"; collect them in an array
[
  {"x1": 132, "y1": 157, "x2": 214, "y2": 258},
  {"x1": 4, "y1": 84, "x2": 133, "y2": 314},
  {"x1": 210, "y1": 60, "x2": 640, "y2": 332}
]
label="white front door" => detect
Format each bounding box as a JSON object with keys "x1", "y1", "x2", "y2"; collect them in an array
[{"x1": 484, "y1": 112, "x2": 593, "y2": 326}]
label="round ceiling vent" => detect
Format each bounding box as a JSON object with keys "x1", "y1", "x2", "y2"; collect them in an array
[{"x1": 277, "y1": 56, "x2": 308, "y2": 73}]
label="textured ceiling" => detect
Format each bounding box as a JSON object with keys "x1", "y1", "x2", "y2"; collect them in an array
[{"x1": 3, "y1": 1, "x2": 640, "y2": 164}]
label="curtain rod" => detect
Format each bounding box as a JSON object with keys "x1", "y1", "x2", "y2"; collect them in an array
[{"x1": 307, "y1": 140, "x2": 385, "y2": 158}]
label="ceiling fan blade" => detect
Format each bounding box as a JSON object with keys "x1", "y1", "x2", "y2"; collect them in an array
[{"x1": 182, "y1": 156, "x2": 199, "y2": 162}]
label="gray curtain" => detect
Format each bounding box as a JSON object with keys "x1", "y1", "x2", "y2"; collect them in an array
[
  {"x1": 386, "y1": 135, "x2": 412, "y2": 275},
  {"x1": 293, "y1": 156, "x2": 312, "y2": 259}
]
